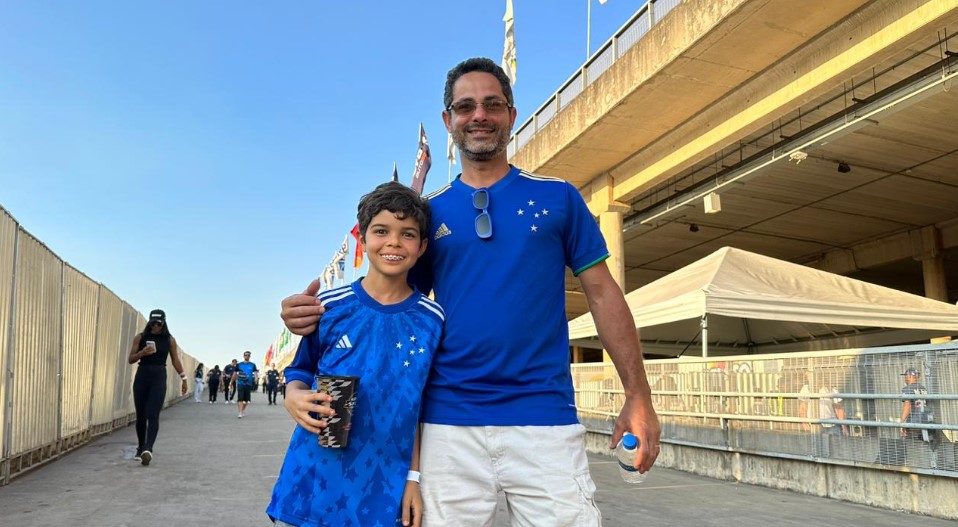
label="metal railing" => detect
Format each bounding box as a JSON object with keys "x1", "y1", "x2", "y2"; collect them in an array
[
  {"x1": 507, "y1": 0, "x2": 681, "y2": 157},
  {"x1": 573, "y1": 342, "x2": 958, "y2": 476}
]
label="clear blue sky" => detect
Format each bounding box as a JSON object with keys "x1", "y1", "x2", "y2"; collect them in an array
[{"x1": 0, "y1": 1, "x2": 645, "y2": 370}]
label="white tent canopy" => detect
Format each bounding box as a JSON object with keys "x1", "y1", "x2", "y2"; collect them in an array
[{"x1": 568, "y1": 247, "x2": 958, "y2": 357}]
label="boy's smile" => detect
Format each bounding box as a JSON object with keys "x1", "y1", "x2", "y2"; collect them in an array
[{"x1": 361, "y1": 210, "x2": 426, "y2": 279}]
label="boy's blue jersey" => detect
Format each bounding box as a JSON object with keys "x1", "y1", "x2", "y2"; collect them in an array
[
  {"x1": 267, "y1": 279, "x2": 444, "y2": 527},
  {"x1": 412, "y1": 166, "x2": 609, "y2": 426}
]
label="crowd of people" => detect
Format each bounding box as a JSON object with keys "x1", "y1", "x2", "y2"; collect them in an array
[{"x1": 190, "y1": 358, "x2": 286, "y2": 409}]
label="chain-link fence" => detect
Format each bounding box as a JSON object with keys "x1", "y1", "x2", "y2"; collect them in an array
[{"x1": 574, "y1": 342, "x2": 958, "y2": 476}]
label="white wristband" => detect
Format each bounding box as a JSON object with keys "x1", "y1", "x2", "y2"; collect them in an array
[
  {"x1": 179, "y1": 372, "x2": 188, "y2": 380},
  {"x1": 406, "y1": 470, "x2": 421, "y2": 483}
]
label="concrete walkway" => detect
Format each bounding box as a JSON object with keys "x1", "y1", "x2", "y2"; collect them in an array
[{"x1": 0, "y1": 390, "x2": 950, "y2": 526}]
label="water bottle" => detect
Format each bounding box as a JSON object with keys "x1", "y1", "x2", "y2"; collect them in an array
[{"x1": 615, "y1": 432, "x2": 646, "y2": 484}]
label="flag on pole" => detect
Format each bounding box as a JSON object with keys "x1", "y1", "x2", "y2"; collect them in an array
[
  {"x1": 502, "y1": 0, "x2": 517, "y2": 86},
  {"x1": 391, "y1": 162, "x2": 399, "y2": 182},
  {"x1": 350, "y1": 223, "x2": 363, "y2": 270},
  {"x1": 321, "y1": 264, "x2": 335, "y2": 290},
  {"x1": 332, "y1": 234, "x2": 349, "y2": 281},
  {"x1": 446, "y1": 133, "x2": 457, "y2": 165},
  {"x1": 410, "y1": 123, "x2": 432, "y2": 194}
]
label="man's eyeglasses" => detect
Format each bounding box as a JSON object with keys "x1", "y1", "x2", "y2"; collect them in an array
[
  {"x1": 473, "y1": 188, "x2": 492, "y2": 239},
  {"x1": 446, "y1": 99, "x2": 512, "y2": 115}
]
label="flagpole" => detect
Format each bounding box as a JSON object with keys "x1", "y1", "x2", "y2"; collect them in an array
[{"x1": 587, "y1": 0, "x2": 591, "y2": 58}]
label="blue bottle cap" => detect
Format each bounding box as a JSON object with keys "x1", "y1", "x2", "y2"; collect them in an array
[{"x1": 621, "y1": 433, "x2": 638, "y2": 450}]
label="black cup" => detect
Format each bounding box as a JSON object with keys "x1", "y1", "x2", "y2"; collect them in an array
[{"x1": 315, "y1": 375, "x2": 360, "y2": 448}]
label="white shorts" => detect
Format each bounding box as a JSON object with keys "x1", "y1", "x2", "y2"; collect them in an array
[{"x1": 420, "y1": 423, "x2": 602, "y2": 527}]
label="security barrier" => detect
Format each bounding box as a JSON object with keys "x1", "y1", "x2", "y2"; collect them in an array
[{"x1": 574, "y1": 343, "x2": 958, "y2": 476}]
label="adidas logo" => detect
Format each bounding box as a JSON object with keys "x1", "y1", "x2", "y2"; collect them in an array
[
  {"x1": 434, "y1": 223, "x2": 451, "y2": 240},
  {"x1": 334, "y1": 335, "x2": 353, "y2": 349}
]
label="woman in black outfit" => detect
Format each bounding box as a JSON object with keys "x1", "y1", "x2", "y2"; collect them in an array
[
  {"x1": 127, "y1": 309, "x2": 188, "y2": 466},
  {"x1": 207, "y1": 365, "x2": 222, "y2": 404}
]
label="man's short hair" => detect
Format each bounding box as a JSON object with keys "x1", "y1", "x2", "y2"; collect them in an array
[
  {"x1": 444, "y1": 57, "x2": 514, "y2": 110},
  {"x1": 356, "y1": 181, "x2": 431, "y2": 240}
]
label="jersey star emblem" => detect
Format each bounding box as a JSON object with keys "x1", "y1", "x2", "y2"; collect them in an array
[
  {"x1": 517, "y1": 209, "x2": 524, "y2": 215},
  {"x1": 528, "y1": 199, "x2": 535, "y2": 206},
  {"x1": 531, "y1": 225, "x2": 538, "y2": 232}
]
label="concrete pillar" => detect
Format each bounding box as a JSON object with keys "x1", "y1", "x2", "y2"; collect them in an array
[
  {"x1": 911, "y1": 226, "x2": 948, "y2": 302},
  {"x1": 572, "y1": 346, "x2": 584, "y2": 364},
  {"x1": 911, "y1": 226, "x2": 950, "y2": 343},
  {"x1": 591, "y1": 174, "x2": 631, "y2": 291},
  {"x1": 591, "y1": 174, "x2": 632, "y2": 362}
]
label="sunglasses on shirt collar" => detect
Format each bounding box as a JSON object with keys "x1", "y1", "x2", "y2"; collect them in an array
[{"x1": 472, "y1": 188, "x2": 492, "y2": 239}]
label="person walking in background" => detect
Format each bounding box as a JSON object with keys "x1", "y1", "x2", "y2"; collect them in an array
[
  {"x1": 223, "y1": 359, "x2": 238, "y2": 404},
  {"x1": 266, "y1": 364, "x2": 280, "y2": 406},
  {"x1": 233, "y1": 351, "x2": 258, "y2": 419},
  {"x1": 193, "y1": 363, "x2": 205, "y2": 403},
  {"x1": 127, "y1": 309, "x2": 188, "y2": 466},
  {"x1": 207, "y1": 365, "x2": 222, "y2": 404},
  {"x1": 222, "y1": 371, "x2": 231, "y2": 402},
  {"x1": 900, "y1": 367, "x2": 934, "y2": 442},
  {"x1": 268, "y1": 181, "x2": 440, "y2": 527},
  {"x1": 799, "y1": 369, "x2": 848, "y2": 436},
  {"x1": 280, "y1": 58, "x2": 659, "y2": 527}
]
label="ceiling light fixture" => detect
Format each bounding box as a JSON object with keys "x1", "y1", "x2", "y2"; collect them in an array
[{"x1": 704, "y1": 192, "x2": 722, "y2": 214}]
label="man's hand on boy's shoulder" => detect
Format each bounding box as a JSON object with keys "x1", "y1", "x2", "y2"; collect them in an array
[{"x1": 281, "y1": 278, "x2": 327, "y2": 336}]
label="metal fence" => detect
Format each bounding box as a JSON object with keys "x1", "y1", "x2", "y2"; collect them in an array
[
  {"x1": 508, "y1": 0, "x2": 681, "y2": 156},
  {"x1": 574, "y1": 342, "x2": 958, "y2": 476},
  {"x1": 0, "y1": 205, "x2": 199, "y2": 485}
]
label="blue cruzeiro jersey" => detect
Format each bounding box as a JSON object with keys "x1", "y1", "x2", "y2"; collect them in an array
[
  {"x1": 267, "y1": 279, "x2": 444, "y2": 527},
  {"x1": 411, "y1": 165, "x2": 609, "y2": 426},
  {"x1": 235, "y1": 361, "x2": 257, "y2": 387}
]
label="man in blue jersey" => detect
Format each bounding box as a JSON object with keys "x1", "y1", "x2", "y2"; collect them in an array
[
  {"x1": 233, "y1": 351, "x2": 258, "y2": 419},
  {"x1": 281, "y1": 57, "x2": 659, "y2": 526}
]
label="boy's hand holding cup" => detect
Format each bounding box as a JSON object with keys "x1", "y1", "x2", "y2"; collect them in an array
[{"x1": 284, "y1": 381, "x2": 336, "y2": 435}]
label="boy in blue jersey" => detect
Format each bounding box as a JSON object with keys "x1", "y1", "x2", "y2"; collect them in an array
[
  {"x1": 267, "y1": 181, "x2": 442, "y2": 527},
  {"x1": 282, "y1": 57, "x2": 660, "y2": 527}
]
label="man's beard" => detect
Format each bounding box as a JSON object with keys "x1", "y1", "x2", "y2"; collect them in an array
[{"x1": 453, "y1": 124, "x2": 510, "y2": 162}]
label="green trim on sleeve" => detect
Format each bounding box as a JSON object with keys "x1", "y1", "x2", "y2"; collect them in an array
[{"x1": 572, "y1": 254, "x2": 610, "y2": 276}]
